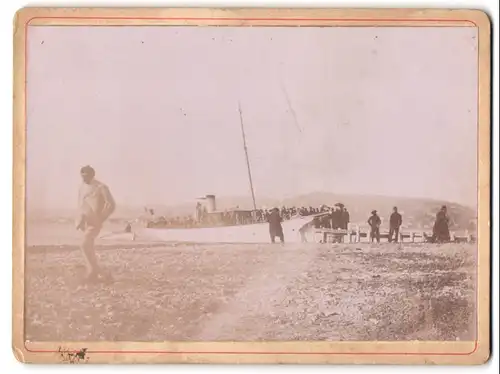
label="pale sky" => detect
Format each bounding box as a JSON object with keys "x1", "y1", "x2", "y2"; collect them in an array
[{"x1": 26, "y1": 26, "x2": 478, "y2": 210}]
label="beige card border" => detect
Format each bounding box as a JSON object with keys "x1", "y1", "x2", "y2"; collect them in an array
[{"x1": 12, "y1": 7, "x2": 491, "y2": 365}]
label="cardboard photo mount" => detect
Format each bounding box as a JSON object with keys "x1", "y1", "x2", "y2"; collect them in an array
[{"x1": 12, "y1": 7, "x2": 491, "y2": 365}]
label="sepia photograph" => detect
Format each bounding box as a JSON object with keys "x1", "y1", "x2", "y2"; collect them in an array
[{"x1": 12, "y1": 7, "x2": 491, "y2": 365}]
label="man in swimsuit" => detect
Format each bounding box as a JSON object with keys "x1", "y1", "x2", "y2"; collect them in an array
[{"x1": 76, "y1": 165, "x2": 116, "y2": 282}]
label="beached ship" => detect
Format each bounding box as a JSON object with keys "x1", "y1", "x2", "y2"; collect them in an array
[
  {"x1": 137, "y1": 195, "x2": 324, "y2": 244},
  {"x1": 130, "y1": 103, "x2": 329, "y2": 244}
]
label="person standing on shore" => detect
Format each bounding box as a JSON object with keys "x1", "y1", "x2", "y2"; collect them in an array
[
  {"x1": 331, "y1": 205, "x2": 341, "y2": 229},
  {"x1": 432, "y1": 205, "x2": 451, "y2": 243},
  {"x1": 339, "y1": 204, "x2": 350, "y2": 230},
  {"x1": 368, "y1": 210, "x2": 381, "y2": 243},
  {"x1": 388, "y1": 207, "x2": 403, "y2": 243},
  {"x1": 76, "y1": 165, "x2": 116, "y2": 282},
  {"x1": 268, "y1": 207, "x2": 284, "y2": 244}
]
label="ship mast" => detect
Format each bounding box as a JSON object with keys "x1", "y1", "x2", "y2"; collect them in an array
[{"x1": 238, "y1": 102, "x2": 257, "y2": 210}]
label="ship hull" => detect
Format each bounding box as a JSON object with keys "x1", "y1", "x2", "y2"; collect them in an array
[{"x1": 133, "y1": 215, "x2": 318, "y2": 244}]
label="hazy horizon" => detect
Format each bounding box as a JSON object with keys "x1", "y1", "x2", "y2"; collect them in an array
[
  {"x1": 26, "y1": 26, "x2": 478, "y2": 212},
  {"x1": 27, "y1": 190, "x2": 476, "y2": 217}
]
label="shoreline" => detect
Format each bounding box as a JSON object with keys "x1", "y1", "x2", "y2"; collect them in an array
[{"x1": 24, "y1": 242, "x2": 476, "y2": 342}]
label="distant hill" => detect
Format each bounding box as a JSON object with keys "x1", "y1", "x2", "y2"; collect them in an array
[{"x1": 27, "y1": 192, "x2": 476, "y2": 231}]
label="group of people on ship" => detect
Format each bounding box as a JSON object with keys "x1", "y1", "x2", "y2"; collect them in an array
[{"x1": 146, "y1": 203, "x2": 348, "y2": 228}]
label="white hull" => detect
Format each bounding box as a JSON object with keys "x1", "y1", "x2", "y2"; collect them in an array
[{"x1": 134, "y1": 215, "x2": 318, "y2": 244}]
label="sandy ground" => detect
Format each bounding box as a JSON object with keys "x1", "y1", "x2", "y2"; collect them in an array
[{"x1": 25, "y1": 238, "x2": 476, "y2": 342}]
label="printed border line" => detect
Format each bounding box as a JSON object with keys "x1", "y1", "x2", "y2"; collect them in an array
[
  {"x1": 27, "y1": 341, "x2": 479, "y2": 356},
  {"x1": 25, "y1": 16, "x2": 478, "y2": 26},
  {"x1": 22, "y1": 15, "x2": 481, "y2": 357}
]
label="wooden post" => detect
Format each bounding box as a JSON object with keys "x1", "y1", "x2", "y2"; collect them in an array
[
  {"x1": 356, "y1": 226, "x2": 360, "y2": 243},
  {"x1": 410, "y1": 232, "x2": 415, "y2": 243}
]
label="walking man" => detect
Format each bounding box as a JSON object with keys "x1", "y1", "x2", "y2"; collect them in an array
[
  {"x1": 368, "y1": 210, "x2": 381, "y2": 243},
  {"x1": 388, "y1": 206, "x2": 403, "y2": 243},
  {"x1": 76, "y1": 165, "x2": 116, "y2": 282},
  {"x1": 268, "y1": 207, "x2": 284, "y2": 244}
]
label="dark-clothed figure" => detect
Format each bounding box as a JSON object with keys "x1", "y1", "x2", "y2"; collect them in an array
[
  {"x1": 368, "y1": 210, "x2": 381, "y2": 243},
  {"x1": 77, "y1": 165, "x2": 116, "y2": 282},
  {"x1": 388, "y1": 207, "x2": 402, "y2": 243},
  {"x1": 341, "y1": 207, "x2": 350, "y2": 230},
  {"x1": 268, "y1": 208, "x2": 284, "y2": 243},
  {"x1": 331, "y1": 207, "x2": 341, "y2": 229},
  {"x1": 321, "y1": 209, "x2": 332, "y2": 229},
  {"x1": 432, "y1": 205, "x2": 451, "y2": 243}
]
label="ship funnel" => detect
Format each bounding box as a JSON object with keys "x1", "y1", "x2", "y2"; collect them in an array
[{"x1": 205, "y1": 195, "x2": 216, "y2": 213}]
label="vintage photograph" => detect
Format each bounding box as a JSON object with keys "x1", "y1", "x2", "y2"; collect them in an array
[{"x1": 24, "y1": 23, "x2": 479, "y2": 344}]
